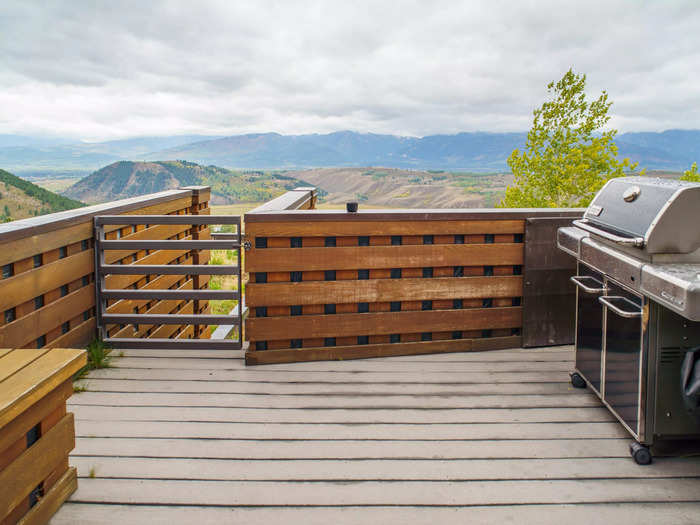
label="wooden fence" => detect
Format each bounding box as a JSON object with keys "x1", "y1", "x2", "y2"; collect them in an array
[
  {"x1": 0, "y1": 186, "x2": 211, "y2": 350},
  {"x1": 244, "y1": 189, "x2": 582, "y2": 364}
]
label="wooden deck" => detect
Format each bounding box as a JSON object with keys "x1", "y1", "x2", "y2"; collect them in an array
[{"x1": 51, "y1": 345, "x2": 700, "y2": 524}]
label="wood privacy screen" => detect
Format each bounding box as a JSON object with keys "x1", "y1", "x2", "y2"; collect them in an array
[
  {"x1": 244, "y1": 190, "x2": 581, "y2": 365},
  {"x1": 0, "y1": 187, "x2": 211, "y2": 350}
]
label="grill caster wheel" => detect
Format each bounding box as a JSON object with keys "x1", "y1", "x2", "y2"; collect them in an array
[
  {"x1": 570, "y1": 372, "x2": 586, "y2": 389},
  {"x1": 630, "y1": 442, "x2": 652, "y2": 465}
]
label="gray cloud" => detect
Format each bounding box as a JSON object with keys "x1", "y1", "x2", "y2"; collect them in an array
[{"x1": 1, "y1": 0, "x2": 699, "y2": 140}]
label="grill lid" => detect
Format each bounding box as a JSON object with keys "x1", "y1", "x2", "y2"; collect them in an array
[{"x1": 579, "y1": 177, "x2": 700, "y2": 254}]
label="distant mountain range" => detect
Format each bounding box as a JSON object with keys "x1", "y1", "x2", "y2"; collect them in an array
[
  {"x1": 0, "y1": 168, "x2": 83, "y2": 221},
  {"x1": 2, "y1": 130, "x2": 700, "y2": 173}
]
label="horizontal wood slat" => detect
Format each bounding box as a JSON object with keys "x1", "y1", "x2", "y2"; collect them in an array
[
  {"x1": 247, "y1": 276, "x2": 523, "y2": 306},
  {"x1": 101, "y1": 264, "x2": 238, "y2": 276},
  {"x1": 0, "y1": 223, "x2": 92, "y2": 268},
  {"x1": 104, "y1": 224, "x2": 192, "y2": 264},
  {"x1": 0, "y1": 250, "x2": 94, "y2": 312},
  {"x1": 0, "y1": 380, "x2": 71, "y2": 457},
  {"x1": 0, "y1": 193, "x2": 195, "y2": 266},
  {"x1": 105, "y1": 272, "x2": 189, "y2": 315},
  {"x1": 101, "y1": 239, "x2": 236, "y2": 250},
  {"x1": 246, "y1": 219, "x2": 525, "y2": 237},
  {"x1": 101, "y1": 196, "x2": 194, "y2": 233},
  {"x1": 246, "y1": 336, "x2": 522, "y2": 365},
  {"x1": 247, "y1": 243, "x2": 523, "y2": 272},
  {"x1": 0, "y1": 286, "x2": 94, "y2": 349},
  {"x1": 16, "y1": 467, "x2": 77, "y2": 525},
  {"x1": 247, "y1": 307, "x2": 521, "y2": 340},
  {"x1": 0, "y1": 413, "x2": 75, "y2": 521},
  {"x1": 0, "y1": 349, "x2": 52, "y2": 383},
  {"x1": 0, "y1": 348, "x2": 85, "y2": 430},
  {"x1": 47, "y1": 318, "x2": 96, "y2": 349},
  {"x1": 104, "y1": 241, "x2": 193, "y2": 290}
]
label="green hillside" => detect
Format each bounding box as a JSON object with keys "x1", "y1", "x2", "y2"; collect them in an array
[
  {"x1": 63, "y1": 160, "x2": 313, "y2": 204},
  {"x1": 0, "y1": 168, "x2": 84, "y2": 222}
]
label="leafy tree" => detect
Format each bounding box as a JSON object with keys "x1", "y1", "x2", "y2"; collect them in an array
[
  {"x1": 500, "y1": 69, "x2": 639, "y2": 208},
  {"x1": 681, "y1": 162, "x2": 700, "y2": 183}
]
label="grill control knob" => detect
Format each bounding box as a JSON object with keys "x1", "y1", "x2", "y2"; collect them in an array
[{"x1": 623, "y1": 186, "x2": 641, "y2": 202}]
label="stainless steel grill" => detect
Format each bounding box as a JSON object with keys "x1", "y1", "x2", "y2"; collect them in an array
[{"x1": 558, "y1": 177, "x2": 700, "y2": 465}]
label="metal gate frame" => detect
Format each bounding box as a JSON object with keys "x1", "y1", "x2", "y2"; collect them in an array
[{"x1": 94, "y1": 215, "x2": 243, "y2": 349}]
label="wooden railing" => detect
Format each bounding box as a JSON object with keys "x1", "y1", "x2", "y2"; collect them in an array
[
  {"x1": 244, "y1": 189, "x2": 582, "y2": 364},
  {"x1": 0, "y1": 186, "x2": 211, "y2": 349}
]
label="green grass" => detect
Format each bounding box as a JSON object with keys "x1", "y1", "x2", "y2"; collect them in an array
[
  {"x1": 208, "y1": 249, "x2": 240, "y2": 321},
  {"x1": 73, "y1": 339, "x2": 114, "y2": 391}
]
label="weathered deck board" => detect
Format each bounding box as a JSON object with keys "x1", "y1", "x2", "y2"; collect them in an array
[
  {"x1": 50, "y1": 502, "x2": 700, "y2": 525},
  {"x1": 81, "y1": 368, "x2": 576, "y2": 383},
  {"x1": 60, "y1": 477, "x2": 700, "y2": 506},
  {"x1": 74, "y1": 378, "x2": 584, "y2": 394},
  {"x1": 53, "y1": 345, "x2": 700, "y2": 524},
  {"x1": 69, "y1": 391, "x2": 602, "y2": 408},
  {"x1": 70, "y1": 456, "x2": 700, "y2": 481},
  {"x1": 74, "y1": 420, "x2": 630, "y2": 440},
  {"x1": 108, "y1": 356, "x2": 572, "y2": 371},
  {"x1": 71, "y1": 436, "x2": 632, "y2": 459},
  {"x1": 71, "y1": 405, "x2": 617, "y2": 423}
]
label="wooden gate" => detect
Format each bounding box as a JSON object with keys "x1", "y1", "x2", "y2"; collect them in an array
[{"x1": 94, "y1": 214, "x2": 243, "y2": 349}]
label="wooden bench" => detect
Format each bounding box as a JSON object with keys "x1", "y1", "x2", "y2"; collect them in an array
[{"x1": 0, "y1": 348, "x2": 86, "y2": 525}]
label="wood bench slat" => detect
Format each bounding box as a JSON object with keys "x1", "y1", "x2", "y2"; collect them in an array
[
  {"x1": 0, "y1": 349, "x2": 86, "y2": 429},
  {"x1": 0, "y1": 349, "x2": 52, "y2": 383}
]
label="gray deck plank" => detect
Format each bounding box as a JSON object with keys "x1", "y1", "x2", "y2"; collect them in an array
[
  {"x1": 75, "y1": 378, "x2": 583, "y2": 395},
  {"x1": 116, "y1": 347, "x2": 571, "y2": 360},
  {"x1": 68, "y1": 391, "x2": 601, "y2": 408},
  {"x1": 110, "y1": 356, "x2": 572, "y2": 371},
  {"x1": 74, "y1": 420, "x2": 629, "y2": 440},
  {"x1": 70, "y1": 405, "x2": 617, "y2": 423},
  {"x1": 73, "y1": 437, "x2": 632, "y2": 459},
  {"x1": 50, "y1": 503, "x2": 700, "y2": 525},
  {"x1": 51, "y1": 344, "x2": 700, "y2": 524},
  {"x1": 70, "y1": 456, "x2": 700, "y2": 481},
  {"x1": 65, "y1": 478, "x2": 700, "y2": 506},
  {"x1": 81, "y1": 368, "x2": 575, "y2": 383}
]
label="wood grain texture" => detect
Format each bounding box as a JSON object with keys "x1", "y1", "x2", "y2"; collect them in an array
[
  {"x1": 246, "y1": 336, "x2": 520, "y2": 365},
  {"x1": 0, "y1": 192, "x2": 195, "y2": 266},
  {"x1": 247, "y1": 276, "x2": 522, "y2": 306},
  {"x1": 0, "y1": 251, "x2": 94, "y2": 312},
  {"x1": 246, "y1": 243, "x2": 523, "y2": 272},
  {"x1": 0, "y1": 349, "x2": 52, "y2": 383},
  {"x1": 246, "y1": 219, "x2": 525, "y2": 237},
  {"x1": 0, "y1": 286, "x2": 94, "y2": 349},
  {"x1": 0, "y1": 380, "x2": 71, "y2": 454},
  {"x1": 47, "y1": 318, "x2": 96, "y2": 349},
  {"x1": 0, "y1": 413, "x2": 74, "y2": 521},
  {"x1": 0, "y1": 349, "x2": 85, "y2": 429},
  {"x1": 247, "y1": 307, "x2": 521, "y2": 340},
  {"x1": 16, "y1": 467, "x2": 77, "y2": 525},
  {"x1": 0, "y1": 223, "x2": 92, "y2": 269}
]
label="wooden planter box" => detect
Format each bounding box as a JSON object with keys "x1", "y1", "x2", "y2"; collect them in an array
[{"x1": 0, "y1": 348, "x2": 86, "y2": 525}]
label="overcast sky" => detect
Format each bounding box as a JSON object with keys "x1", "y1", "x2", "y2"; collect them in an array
[{"x1": 1, "y1": 1, "x2": 699, "y2": 141}]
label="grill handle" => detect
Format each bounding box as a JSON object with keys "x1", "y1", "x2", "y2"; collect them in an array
[
  {"x1": 572, "y1": 219, "x2": 645, "y2": 248},
  {"x1": 599, "y1": 296, "x2": 643, "y2": 318},
  {"x1": 570, "y1": 275, "x2": 605, "y2": 294}
]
